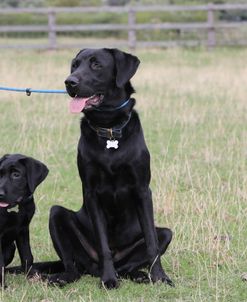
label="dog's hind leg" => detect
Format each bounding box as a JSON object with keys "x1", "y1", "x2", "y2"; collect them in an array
[
  {"x1": 43, "y1": 205, "x2": 99, "y2": 287},
  {"x1": 116, "y1": 227, "x2": 173, "y2": 285},
  {"x1": 157, "y1": 227, "x2": 173, "y2": 255},
  {"x1": 134, "y1": 188, "x2": 174, "y2": 285}
]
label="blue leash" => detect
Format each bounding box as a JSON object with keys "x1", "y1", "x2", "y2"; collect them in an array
[
  {"x1": 0, "y1": 86, "x2": 67, "y2": 96},
  {"x1": 0, "y1": 85, "x2": 131, "y2": 112}
]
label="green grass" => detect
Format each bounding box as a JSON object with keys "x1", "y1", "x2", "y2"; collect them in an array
[{"x1": 0, "y1": 47, "x2": 247, "y2": 301}]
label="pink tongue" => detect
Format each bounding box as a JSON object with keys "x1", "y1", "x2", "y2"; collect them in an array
[
  {"x1": 70, "y1": 97, "x2": 88, "y2": 113},
  {"x1": 0, "y1": 202, "x2": 9, "y2": 208}
]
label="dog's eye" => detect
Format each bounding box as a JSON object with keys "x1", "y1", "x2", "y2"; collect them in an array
[
  {"x1": 71, "y1": 60, "x2": 79, "y2": 69},
  {"x1": 90, "y1": 58, "x2": 102, "y2": 70},
  {"x1": 11, "y1": 171, "x2": 21, "y2": 179},
  {"x1": 91, "y1": 61, "x2": 102, "y2": 70}
]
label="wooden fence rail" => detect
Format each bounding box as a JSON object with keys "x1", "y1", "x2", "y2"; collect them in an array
[{"x1": 0, "y1": 3, "x2": 247, "y2": 50}]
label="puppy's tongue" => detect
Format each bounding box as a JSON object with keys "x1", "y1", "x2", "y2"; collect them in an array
[
  {"x1": 0, "y1": 202, "x2": 9, "y2": 208},
  {"x1": 70, "y1": 97, "x2": 88, "y2": 113}
]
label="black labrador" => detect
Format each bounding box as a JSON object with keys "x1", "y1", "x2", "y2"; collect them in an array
[
  {"x1": 0, "y1": 154, "x2": 48, "y2": 287},
  {"x1": 42, "y1": 48, "x2": 173, "y2": 289}
]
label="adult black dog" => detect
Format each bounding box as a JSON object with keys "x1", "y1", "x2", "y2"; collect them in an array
[
  {"x1": 0, "y1": 154, "x2": 48, "y2": 287},
  {"x1": 44, "y1": 48, "x2": 173, "y2": 289}
]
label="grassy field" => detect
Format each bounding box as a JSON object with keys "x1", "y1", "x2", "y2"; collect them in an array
[{"x1": 0, "y1": 47, "x2": 246, "y2": 301}]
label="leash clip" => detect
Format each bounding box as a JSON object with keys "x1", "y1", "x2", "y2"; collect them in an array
[
  {"x1": 26, "y1": 88, "x2": 32, "y2": 96},
  {"x1": 108, "y1": 128, "x2": 114, "y2": 140}
]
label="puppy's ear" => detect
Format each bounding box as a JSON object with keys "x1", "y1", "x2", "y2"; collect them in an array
[
  {"x1": 20, "y1": 157, "x2": 49, "y2": 194},
  {"x1": 0, "y1": 154, "x2": 9, "y2": 161},
  {"x1": 109, "y1": 49, "x2": 140, "y2": 88}
]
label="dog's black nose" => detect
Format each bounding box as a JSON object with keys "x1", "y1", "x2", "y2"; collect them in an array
[{"x1": 65, "y1": 76, "x2": 79, "y2": 88}]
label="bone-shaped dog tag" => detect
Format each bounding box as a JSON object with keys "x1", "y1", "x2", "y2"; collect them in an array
[
  {"x1": 106, "y1": 140, "x2": 119, "y2": 149},
  {"x1": 7, "y1": 204, "x2": 19, "y2": 213}
]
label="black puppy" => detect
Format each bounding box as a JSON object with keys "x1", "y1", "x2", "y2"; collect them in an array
[
  {"x1": 43, "y1": 48, "x2": 173, "y2": 289},
  {"x1": 0, "y1": 154, "x2": 48, "y2": 287}
]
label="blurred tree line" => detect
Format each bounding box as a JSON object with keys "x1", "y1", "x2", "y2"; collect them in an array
[{"x1": 0, "y1": 0, "x2": 246, "y2": 24}]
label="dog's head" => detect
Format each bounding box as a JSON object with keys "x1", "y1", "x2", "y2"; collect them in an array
[
  {"x1": 65, "y1": 48, "x2": 140, "y2": 112},
  {"x1": 0, "y1": 154, "x2": 49, "y2": 209}
]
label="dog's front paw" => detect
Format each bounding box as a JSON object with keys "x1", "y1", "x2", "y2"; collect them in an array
[
  {"x1": 101, "y1": 277, "x2": 119, "y2": 289},
  {"x1": 101, "y1": 270, "x2": 119, "y2": 289},
  {"x1": 101, "y1": 265, "x2": 119, "y2": 289}
]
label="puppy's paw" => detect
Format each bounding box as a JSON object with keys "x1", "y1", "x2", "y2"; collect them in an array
[
  {"x1": 42, "y1": 272, "x2": 80, "y2": 287},
  {"x1": 5, "y1": 266, "x2": 23, "y2": 275}
]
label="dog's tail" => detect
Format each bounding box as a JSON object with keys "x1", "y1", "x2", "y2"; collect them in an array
[{"x1": 6, "y1": 260, "x2": 64, "y2": 275}]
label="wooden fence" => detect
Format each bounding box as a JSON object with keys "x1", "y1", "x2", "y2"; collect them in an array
[{"x1": 0, "y1": 3, "x2": 247, "y2": 49}]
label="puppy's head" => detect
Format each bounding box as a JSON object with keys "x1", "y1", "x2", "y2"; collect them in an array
[
  {"x1": 65, "y1": 48, "x2": 140, "y2": 112},
  {"x1": 0, "y1": 154, "x2": 49, "y2": 209}
]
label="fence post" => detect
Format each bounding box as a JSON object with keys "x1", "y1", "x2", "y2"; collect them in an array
[
  {"x1": 48, "y1": 11, "x2": 56, "y2": 49},
  {"x1": 128, "y1": 7, "x2": 136, "y2": 50},
  {"x1": 207, "y1": 3, "x2": 216, "y2": 49}
]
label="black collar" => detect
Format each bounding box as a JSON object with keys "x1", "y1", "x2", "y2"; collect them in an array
[
  {"x1": 86, "y1": 113, "x2": 132, "y2": 140},
  {"x1": 6, "y1": 195, "x2": 33, "y2": 213}
]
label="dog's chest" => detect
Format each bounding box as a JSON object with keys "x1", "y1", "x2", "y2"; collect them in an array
[
  {"x1": 98, "y1": 188, "x2": 136, "y2": 227},
  {"x1": 96, "y1": 167, "x2": 136, "y2": 213},
  {"x1": 0, "y1": 208, "x2": 31, "y2": 236},
  {"x1": 98, "y1": 161, "x2": 136, "y2": 187}
]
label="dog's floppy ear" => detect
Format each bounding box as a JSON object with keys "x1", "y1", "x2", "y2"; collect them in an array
[
  {"x1": 0, "y1": 154, "x2": 10, "y2": 166},
  {"x1": 20, "y1": 157, "x2": 49, "y2": 194},
  {"x1": 109, "y1": 48, "x2": 140, "y2": 88},
  {"x1": 75, "y1": 49, "x2": 85, "y2": 58},
  {"x1": 70, "y1": 49, "x2": 85, "y2": 73}
]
